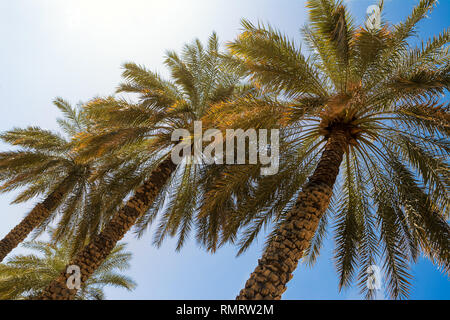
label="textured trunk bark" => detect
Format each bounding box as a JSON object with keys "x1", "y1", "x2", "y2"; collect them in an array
[
  {"x1": 236, "y1": 130, "x2": 347, "y2": 300},
  {"x1": 36, "y1": 157, "x2": 176, "y2": 300},
  {"x1": 0, "y1": 177, "x2": 73, "y2": 263}
]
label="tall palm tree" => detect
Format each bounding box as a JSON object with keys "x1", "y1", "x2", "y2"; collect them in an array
[
  {"x1": 0, "y1": 99, "x2": 96, "y2": 262},
  {"x1": 199, "y1": 0, "x2": 449, "y2": 299},
  {"x1": 0, "y1": 238, "x2": 135, "y2": 300},
  {"x1": 37, "y1": 33, "x2": 247, "y2": 299}
]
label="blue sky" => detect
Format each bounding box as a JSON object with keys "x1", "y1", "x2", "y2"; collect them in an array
[{"x1": 0, "y1": 0, "x2": 448, "y2": 299}]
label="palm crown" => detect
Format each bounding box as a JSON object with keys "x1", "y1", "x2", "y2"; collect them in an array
[
  {"x1": 198, "y1": 0, "x2": 449, "y2": 299},
  {"x1": 1, "y1": 0, "x2": 447, "y2": 301},
  {"x1": 0, "y1": 98, "x2": 141, "y2": 260}
]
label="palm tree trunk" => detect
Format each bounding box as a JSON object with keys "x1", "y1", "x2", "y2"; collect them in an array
[
  {"x1": 0, "y1": 177, "x2": 74, "y2": 263},
  {"x1": 36, "y1": 157, "x2": 176, "y2": 300},
  {"x1": 237, "y1": 130, "x2": 348, "y2": 300}
]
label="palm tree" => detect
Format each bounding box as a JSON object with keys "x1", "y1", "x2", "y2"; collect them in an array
[
  {"x1": 0, "y1": 237, "x2": 135, "y2": 300},
  {"x1": 37, "y1": 33, "x2": 247, "y2": 299},
  {"x1": 199, "y1": 0, "x2": 449, "y2": 299},
  {"x1": 0, "y1": 99, "x2": 96, "y2": 262}
]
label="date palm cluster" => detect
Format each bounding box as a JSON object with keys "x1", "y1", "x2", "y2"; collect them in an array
[{"x1": 0, "y1": 0, "x2": 448, "y2": 300}]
